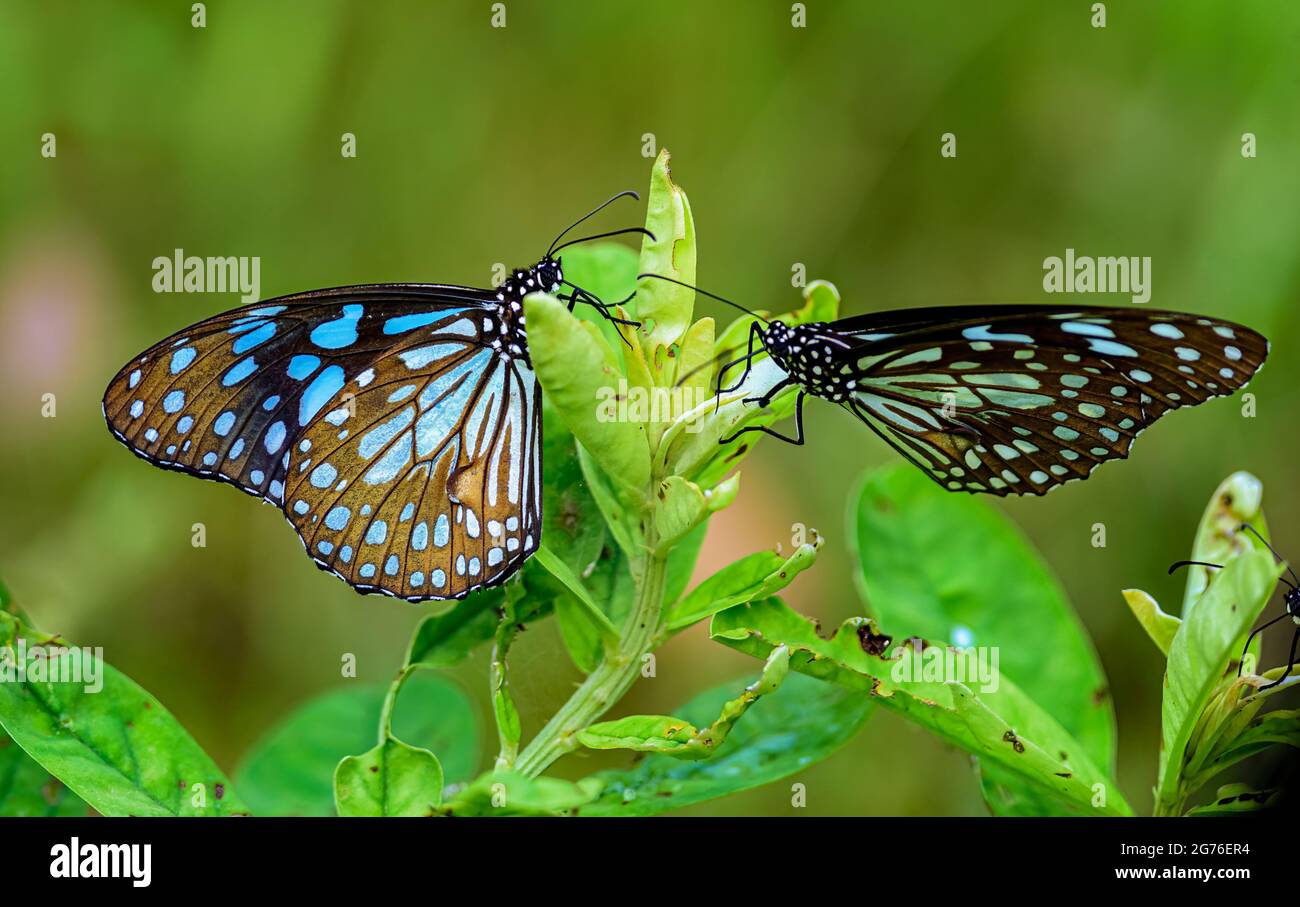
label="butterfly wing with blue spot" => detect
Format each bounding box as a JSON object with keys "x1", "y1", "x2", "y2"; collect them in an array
[
  {"x1": 280, "y1": 319, "x2": 541, "y2": 600},
  {"x1": 104, "y1": 284, "x2": 538, "y2": 600},
  {"x1": 826, "y1": 305, "x2": 1267, "y2": 495}
]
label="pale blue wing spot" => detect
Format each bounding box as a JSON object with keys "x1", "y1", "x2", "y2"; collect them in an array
[
  {"x1": 365, "y1": 521, "x2": 388, "y2": 545},
  {"x1": 232, "y1": 321, "x2": 276, "y2": 355},
  {"x1": 229, "y1": 438, "x2": 245, "y2": 459},
  {"x1": 222, "y1": 357, "x2": 258, "y2": 386},
  {"x1": 410, "y1": 571, "x2": 425, "y2": 587},
  {"x1": 264, "y1": 421, "x2": 287, "y2": 454},
  {"x1": 359, "y1": 407, "x2": 416, "y2": 458},
  {"x1": 400, "y1": 342, "x2": 470, "y2": 370},
  {"x1": 163, "y1": 390, "x2": 185, "y2": 413},
  {"x1": 251, "y1": 469, "x2": 265, "y2": 484},
  {"x1": 383, "y1": 309, "x2": 467, "y2": 335},
  {"x1": 434, "y1": 514, "x2": 450, "y2": 547},
  {"x1": 317, "y1": 541, "x2": 334, "y2": 555},
  {"x1": 310, "y1": 462, "x2": 337, "y2": 488},
  {"x1": 411, "y1": 521, "x2": 428, "y2": 551},
  {"x1": 310, "y1": 304, "x2": 364, "y2": 349},
  {"x1": 400, "y1": 502, "x2": 415, "y2": 521},
  {"x1": 176, "y1": 415, "x2": 194, "y2": 434},
  {"x1": 339, "y1": 545, "x2": 353, "y2": 563},
  {"x1": 359, "y1": 563, "x2": 376, "y2": 579},
  {"x1": 262, "y1": 394, "x2": 281, "y2": 410},
  {"x1": 214, "y1": 411, "x2": 236, "y2": 436},
  {"x1": 384, "y1": 555, "x2": 400, "y2": 576},
  {"x1": 287, "y1": 355, "x2": 320, "y2": 380},
  {"x1": 431, "y1": 569, "x2": 447, "y2": 588},
  {"x1": 300, "y1": 365, "x2": 345, "y2": 426},
  {"x1": 170, "y1": 347, "x2": 196, "y2": 373},
  {"x1": 325, "y1": 506, "x2": 351, "y2": 531}
]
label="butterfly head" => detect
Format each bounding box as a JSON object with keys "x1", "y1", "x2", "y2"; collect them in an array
[{"x1": 761, "y1": 320, "x2": 853, "y2": 401}]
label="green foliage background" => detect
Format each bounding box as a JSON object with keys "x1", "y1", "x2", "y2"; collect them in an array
[{"x1": 1, "y1": 0, "x2": 1297, "y2": 815}]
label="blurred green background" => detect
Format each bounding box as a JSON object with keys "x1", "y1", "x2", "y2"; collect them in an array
[{"x1": 2, "y1": 0, "x2": 1297, "y2": 816}]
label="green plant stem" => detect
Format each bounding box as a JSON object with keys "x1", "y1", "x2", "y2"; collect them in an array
[
  {"x1": 515, "y1": 524, "x2": 666, "y2": 778},
  {"x1": 377, "y1": 665, "x2": 412, "y2": 745}
]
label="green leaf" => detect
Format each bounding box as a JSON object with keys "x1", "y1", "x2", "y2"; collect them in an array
[
  {"x1": 534, "y1": 545, "x2": 617, "y2": 674},
  {"x1": 527, "y1": 293, "x2": 651, "y2": 500},
  {"x1": 665, "y1": 542, "x2": 820, "y2": 633},
  {"x1": 441, "y1": 770, "x2": 601, "y2": 816},
  {"x1": 635, "y1": 148, "x2": 697, "y2": 371},
  {"x1": 235, "y1": 674, "x2": 478, "y2": 817},
  {"x1": 576, "y1": 443, "x2": 642, "y2": 558},
  {"x1": 580, "y1": 645, "x2": 791, "y2": 759},
  {"x1": 1185, "y1": 784, "x2": 1281, "y2": 816},
  {"x1": 711, "y1": 598, "x2": 1131, "y2": 815},
  {"x1": 851, "y1": 465, "x2": 1115, "y2": 815},
  {"x1": 334, "y1": 737, "x2": 443, "y2": 817},
  {"x1": 1157, "y1": 548, "x2": 1280, "y2": 811},
  {"x1": 578, "y1": 672, "x2": 870, "y2": 816},
  {"x1": 1122, "y1": 589, "x2": 1182, "y2": 656},
  {"x1": 554, "y1": 242, "x2": 640, "y2": 354},
  {"x1": 654, "y1": 475, "x2": 708, "y2": 551},
  {"x1": 1179, "y1": 471, "x2": 1268, "y2": 617},
  {"x1": 0, "y1": 729, "x2": 86, "y2": 816},
  {"x1": 0, "y1": 612, "x2": 246, "y2": 816},
  {"x1": 664, "y1": 521, "x2": 708, "y2": 606},
  {"x1": 404, "y1": 588, "x2": 505, "y2": 671}
]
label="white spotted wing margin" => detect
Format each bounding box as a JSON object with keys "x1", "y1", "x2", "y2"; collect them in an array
[
  {"x1": 281, "y1": 318, "x2": 542, "y2": 602},
  {"x1": 829, "y1": 305, "x2": 1268, "y2": 496}
]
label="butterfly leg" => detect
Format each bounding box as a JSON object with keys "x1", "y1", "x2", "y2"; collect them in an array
[
  {"x1": 1257, "y1": 625, "x2": 1300, "y2": 692},
  {"x1": 714, "y1": 322, "x2": 763, "y2": 413},
  {"x1": 719, "y1": 389, "x2": 805, "y2": 447},
  {"x1": 1238, "y1": 609, "x2": 1292, "y2": 676}
]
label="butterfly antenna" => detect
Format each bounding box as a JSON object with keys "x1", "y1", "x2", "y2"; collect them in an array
[
  {"x1": 1238, "y1": 523, "x2": 1300, "y2": 587},
  {"x1": 1168, "y1": 559, "x2": 1223, "y2": 575},
  {"x1": 636, "y1": 274, "x2": 768, "y2": 323},
  {"x1": 551, "y1": 226, "x2": 655, "y2": 255},
  {"x1": 547, "y1": 190, "x2": 640, "y2": 257}
]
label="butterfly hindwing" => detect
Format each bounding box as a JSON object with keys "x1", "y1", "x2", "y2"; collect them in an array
[
  {"x1": 281, "y1": 323, "x2": 542, "y2": 600},
  {"x1": 825, "y1": 306, "x2": 1267, "y2": 496}
]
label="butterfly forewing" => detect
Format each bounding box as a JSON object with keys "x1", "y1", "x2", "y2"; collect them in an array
[
  {"x1": 281, "y1": 324, "x2": 542, "y2": 600},
  {"x1": 103, "y1": 283, "x2": 545, "y2": 600},
  {"x1": 827, "y1": 306, "x2": 1266, "y2": 496}
]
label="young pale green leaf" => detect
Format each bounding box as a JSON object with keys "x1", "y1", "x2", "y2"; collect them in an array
[
  {"x1": 576, "y1": 443, "x2": 642, "y2": 559},
  {"x1": 334, "y1": 737, "x2": 443, "y2": 817},
  {"x1": 711, "y1": 598, "x2": 1131, "y2": 815},
  {"x1": 526, "y1": 293, "x2": 651, "y2": 500},
  {"x1": 1122, "y1": 589, "x2": 1181, "y2": 656},
  {"x1": 0, "y1": 612, "x2": 246, "y2": 816},
  {"x1": 1197, "y1": 707, "x2": 1300, "y2": 777},
  {"x1": 554, "y1": 242, "x2": 640, "y2": 353},
  {"x1": 635, "y1": 148, "x2": 696, "y2": 371},
  {"x1": 1157, "y1": 548, "x2": 1279, "y2": 812},
  {"x1": 675, "y1": 316, "x2": 716, "y2": 403},
  {"x1": 665, "y1": 542, "x2": 820, "y2": 633},
  {"x1": 578, "y1": 715, "x2": 698, "y2": 755},
  {"x1": 235, "y1": 675, "x2": 478, "y2": 817},
  {"x1": 404, "y1": 588, "x2": 505, "y2": 671},
  {"x1": 852, "y1": 465, "x2": 1116, "y2": 815},
  {"x1": 441, "y1": 770, "x2": 601, "y2": 816},
  {"x1": 534, "y1": 545, "x2": 617, "y2": 643},
  {"x1": 654, "y1": 475, "x2": 708, "y2": 552},
  {"x1": 1180, "y1": 471, "x2": 1268, "y2": 617},
  {"x1": 0, "y1": 730, "x2": 86, "y2": 816},
  {"x1": 578, "y1": 672, "x2": 870, "y2": 816},
  {"x1": 664, "y1": 521, "x2": 708, "y2": 606},
  {"x1": 706, "y1": 472, "x2": 741, "y2": 512},
  {"x1": 579, "y1": 645, "x2": 791, "y2": 760}
]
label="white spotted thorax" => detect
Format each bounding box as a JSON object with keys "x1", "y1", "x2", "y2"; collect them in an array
[
  {"x1": 761, "y1": 321, "x2": 858, "y2": 403},
  {"x1": 493, "y1": 257, "x2": 563, "y2": 367}
]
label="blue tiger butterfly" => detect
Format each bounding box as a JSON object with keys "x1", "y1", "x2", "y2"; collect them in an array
[
  {"x1": 104, "y1": 193, "x2": 646, "y2": 601},
  {"x1": 651, "y1": 276, "x2": 1269, "y2": 496}
]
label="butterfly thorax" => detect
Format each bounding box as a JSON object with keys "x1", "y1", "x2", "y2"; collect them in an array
[
  {"x1": 762, "y1": 320, "x2": 857, "y2": 402},
  {"x1": 491, "y1": 257, "x2": 564, "y2": 367}
]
